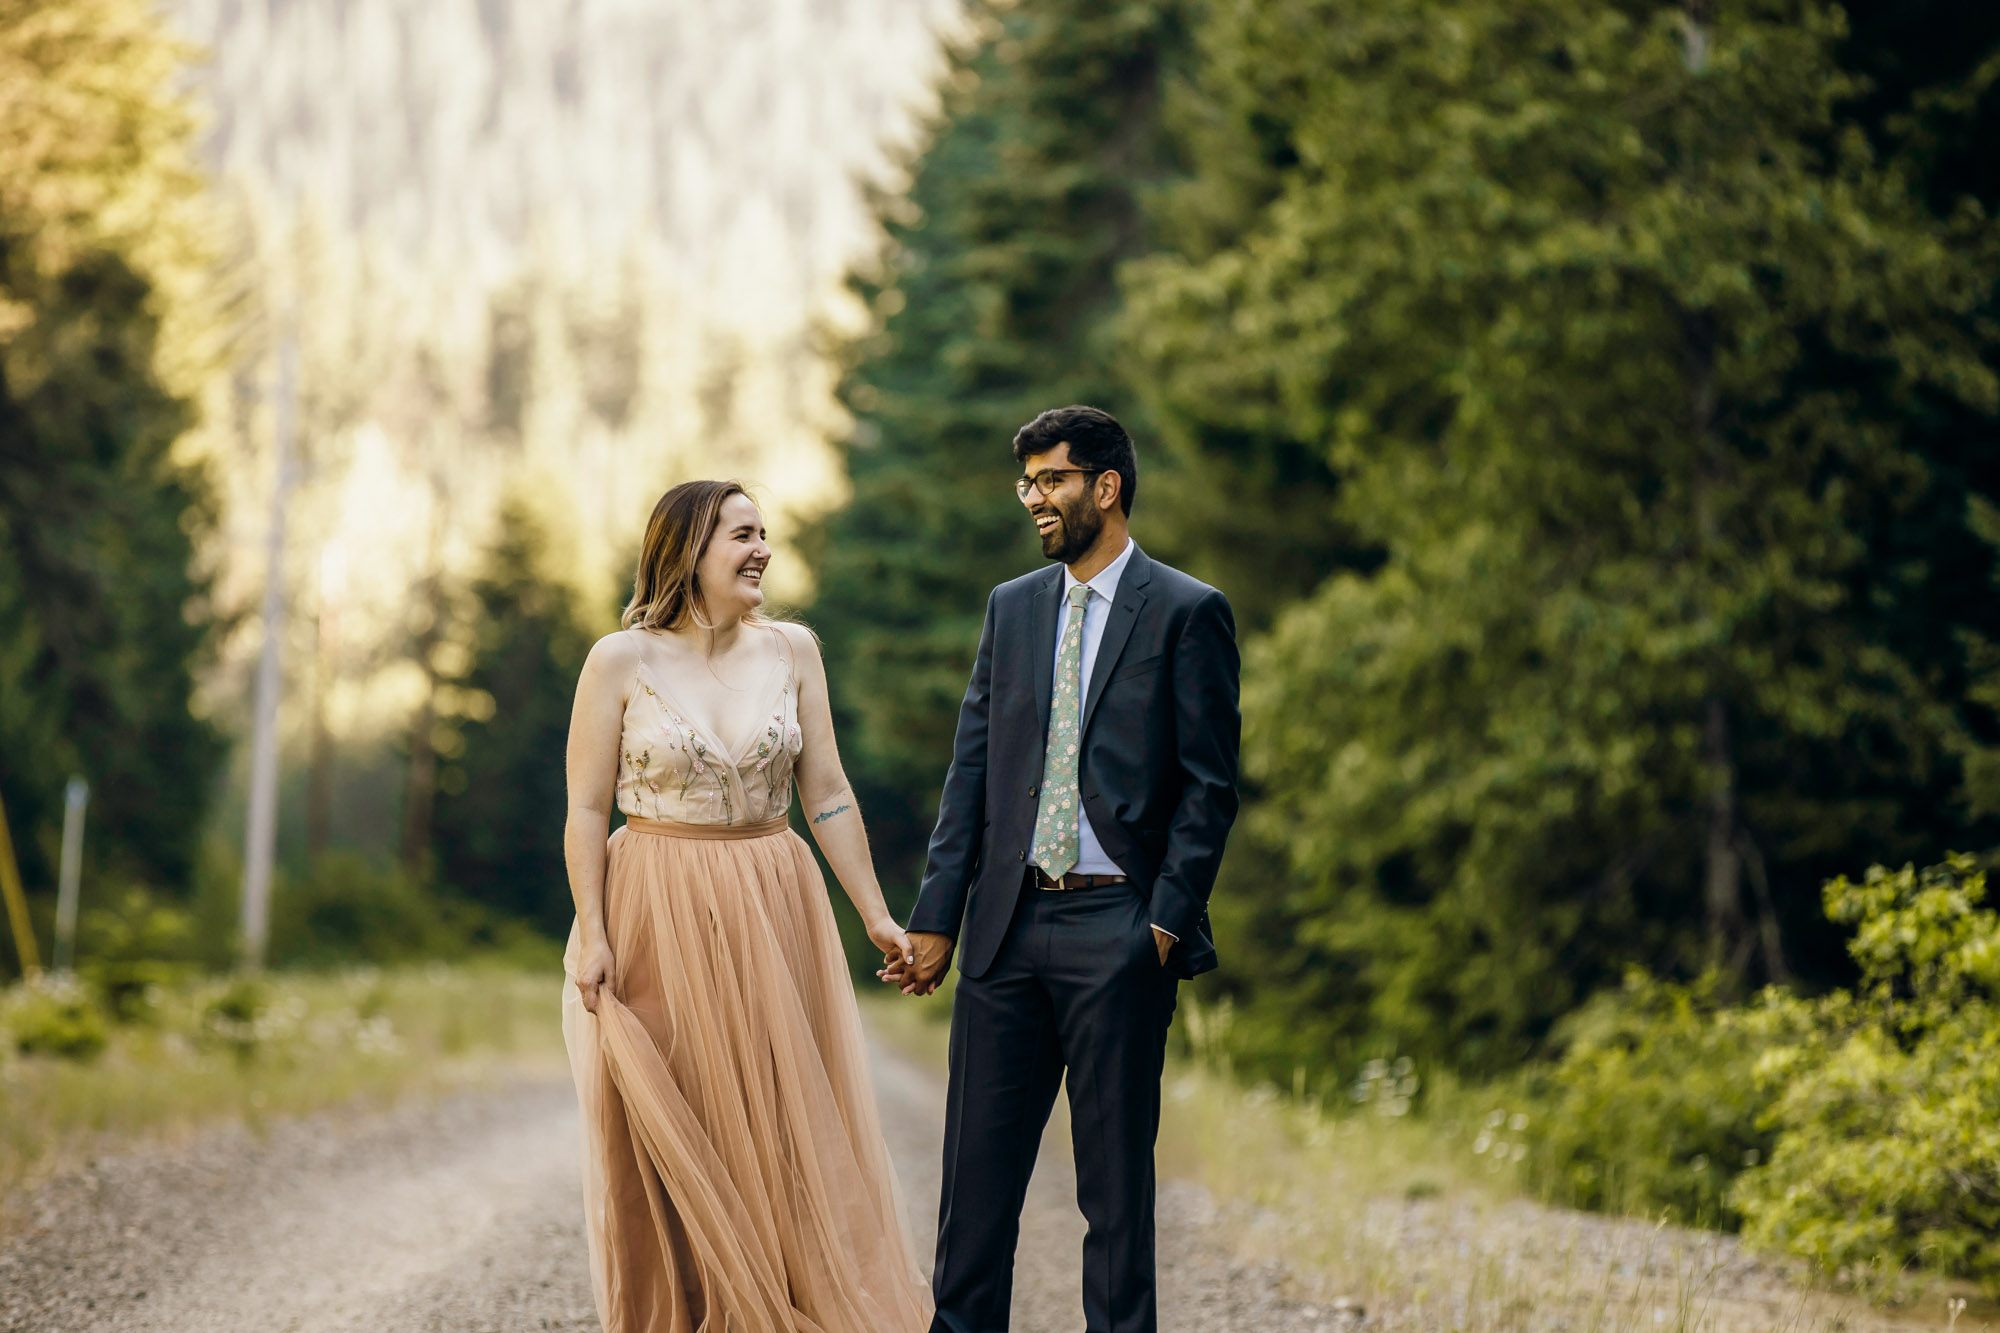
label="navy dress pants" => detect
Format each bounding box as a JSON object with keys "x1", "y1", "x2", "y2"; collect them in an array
[{"x1": 929, "y1": 877, "x2": 1180, "y2": 1333}]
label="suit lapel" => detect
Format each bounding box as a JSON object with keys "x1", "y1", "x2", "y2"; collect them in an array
[
  {"x1": 1031, "y1": 568, "x2": 1061, "y2": 738},
  {"x1": 1081, "y1": 545, "x2": 1152, "y2": 734}
]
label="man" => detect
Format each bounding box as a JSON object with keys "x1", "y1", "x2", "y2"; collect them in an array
[{"x1": 884, "y1": 405, "x2": 1240, "y2": 1333}]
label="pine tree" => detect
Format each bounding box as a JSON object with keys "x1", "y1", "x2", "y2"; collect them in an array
[
  {"x1": 1126, "y1": 0, "x2": 2000, "y2": 1069},
  {"x1": 1118, "y1": 9, "x2": 1371, "y2": 633},
  {"x1": 431, "y1": 504, "x2": 596, "y2": 935},
  {"x1": 803, "y1": 0, "x2": 1191, "y2": 902},
  {"x1": 1833, "y1": 0, "x2": 2000, "y2": 819},
  {"x1": 0, "y1": 0, "x2": 221, "y2": 929}
]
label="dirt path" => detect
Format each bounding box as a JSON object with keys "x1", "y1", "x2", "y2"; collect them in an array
[{"x1": 0, "y1": 1034, "x2": 1329, "y2": 1333}]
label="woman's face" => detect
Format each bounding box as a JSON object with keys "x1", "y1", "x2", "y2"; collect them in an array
[{"x1": 694, "y1": 493, "x2": 770, "y2": 622}]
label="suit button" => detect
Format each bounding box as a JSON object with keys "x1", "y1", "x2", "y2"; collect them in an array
[
  {"x1": 1017, "y1": 851, "x2": 1025, "y2": 862},
  {"x1": 1029, "y1": 785, "x2": 1038, "y2": 797}
]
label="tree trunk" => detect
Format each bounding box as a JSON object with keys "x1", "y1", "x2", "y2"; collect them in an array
[
  {"x1": 399, "y1": 713, "x2": 435, "y2": 871},
  {"x1": 1680, "y1": 241, "x2": 1751, "y2": 983},
  {"x1": 306, "y1": 594, "x2": 334, "y2": 866},
  {"x1": 1701, "y1": 696, "x2": 1750, "y2": 979},
  {"x1": 399, "y1": 520, "x2": 445, "y2": 875},
  {"x1": 1736, "y1": 829, "x2": 1791, "y2": 984}
]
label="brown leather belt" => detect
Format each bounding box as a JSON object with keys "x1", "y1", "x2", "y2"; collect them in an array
[{"x1": 1029, "y1": 866, "x2": 1130, "y2": 891}]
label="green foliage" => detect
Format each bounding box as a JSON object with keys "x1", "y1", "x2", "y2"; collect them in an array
[
  {"x1": 77, "y1": 886, "x2": 201, "y2": 1020},
  {"x1": 1524, "y1": 971, "x2": 1798, "y2": 1225},
  {"x1": 1124, "y1": 0, "x2": 2000, "y2": 1070},
  {"x1": 1513, "y1": 858, "x2": 2000, "y2": 1289},
  {"x1": 0, "y1": 964, "x2": 565, "y2": 1197},
  {"x1": 2, "y1": 974, "x2": 110, "y2": 1061},
  {"x1": 267, "y1": 852, "x2": 546, "y2": 969},
  {"x1": 805, "y1": 0, "x2": 1189, "y2": 899},
  {"x1": 432, "y1": 503, "x2": 596, "y2": 935},
  {"x1": 1731, "y1": 856, "x2": 2000, "y2": 1291},
  {"x1": 0, "y1": 0, "x2": 222, "y2": 943},
  {"x1": 1117, "y1": 1, "x2": 1367, "y2": 632},
  {"x1": 198, "y1": 974, "x2": 270, "y2": 1061}
]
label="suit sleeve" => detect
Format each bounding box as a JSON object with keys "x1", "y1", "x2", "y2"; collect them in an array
[
  {"x1": 907, "y1": 590, "x2": 998, "y2": 938},
  {"x1": 1148, "y1": 589, "x2": 1241, "y2": 944}
]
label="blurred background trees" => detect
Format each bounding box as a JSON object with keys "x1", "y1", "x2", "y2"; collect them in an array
[
  {"x1": 806, "y1": 0, "x2": 1192, "y2": 904},
  {"x1": 0, "y1": 0, "x2": 222, "y2": 910},
  {"x1": 1, "y1": 0, "x2": 960, "y2": 979},
  {"x1": 430, "y1": 503, "x2": 597, "y2": 937}
]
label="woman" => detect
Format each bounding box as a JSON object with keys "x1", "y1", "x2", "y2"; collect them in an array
[{"x1": 560, "y1": 479, "x2": 933, "y2": 1333}]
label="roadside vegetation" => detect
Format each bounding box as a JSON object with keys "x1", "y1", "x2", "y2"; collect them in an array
[
  {"x1": 1149, "y1": 1019, "x2": 1992, "y2": 1333},
  {"x1": 0, "y1": 843, "x2": 563, "y2": 1210},
  {"x1": 0, "y1": 959, "x2": 563, "y2": 1209}
]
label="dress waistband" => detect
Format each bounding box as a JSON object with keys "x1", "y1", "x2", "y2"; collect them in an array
[{"x1": 622, "y1": 814, "x2": 792, "y2": 841}]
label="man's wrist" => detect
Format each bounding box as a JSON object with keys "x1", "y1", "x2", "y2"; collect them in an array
[{"x1": 1150, "y1": 924, "x2": 1177, "y2": 942}]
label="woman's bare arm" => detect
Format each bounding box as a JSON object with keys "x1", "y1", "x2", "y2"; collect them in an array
[
  {"x1": 565, "y1": 631, "x2": 637, "y2": 1011},
  {"x1": 783, "y1": 623, "x2": 911, "y2": 967}
]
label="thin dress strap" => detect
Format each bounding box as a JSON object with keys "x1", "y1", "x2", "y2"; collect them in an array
[{"x1": 766, "y1": 622, "x2": 796, "y2": 688}]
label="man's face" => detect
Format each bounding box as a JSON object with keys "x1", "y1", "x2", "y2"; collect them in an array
[{"x1": 1018, "y1": 443, "x2": 1104, "y2": 564}]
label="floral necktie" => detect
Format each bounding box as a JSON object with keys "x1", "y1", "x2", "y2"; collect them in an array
[{"x1": 1031, "y1": 583, "x2": 1093, "y2": 878}]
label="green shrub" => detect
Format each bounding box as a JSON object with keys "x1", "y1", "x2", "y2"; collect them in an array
[
  {"x1": 198, "y1": 974, "x2": 272, "y2": 1061},
  {"x1": 261, "y1": 853, "x2": 560, "y2": 971},
  {"x1": 1731, "y1": 856, "x2": 2000, "y2": 1293},
  {"x1": 270, "y1": 853, "x2": 506, "y2": 967},
  {"x1": 78, "y1": 887, "x2": 201, "y2": 1021},
  {"x1": 2, "y1": 975, "x2": 110, "y2": 1060},
  {"x1": 1522, "y1": 970, "x2": 1799, "y2": 1225}
]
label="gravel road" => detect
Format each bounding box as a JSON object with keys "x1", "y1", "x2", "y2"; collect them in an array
[{"x1": 0, "y1": 1033, "x2": 1330, "y2": 1333}]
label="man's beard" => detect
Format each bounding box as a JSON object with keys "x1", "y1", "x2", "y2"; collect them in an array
[{"x1": 1037, "y1": 494, "x2": 1104, "y2": 564}]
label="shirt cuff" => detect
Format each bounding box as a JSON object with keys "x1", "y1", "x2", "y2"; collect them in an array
[{"x1": 1150, "y1": 924, "x2": 1178, "y2": 941}]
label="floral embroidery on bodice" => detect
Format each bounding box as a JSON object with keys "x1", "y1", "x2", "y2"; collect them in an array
[{"x1": 617, "y1": 652, "x2": 802, "y2": 826}]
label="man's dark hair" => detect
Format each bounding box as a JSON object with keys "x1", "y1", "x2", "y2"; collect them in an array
[{"x1": 1012, "y1": 405, "x2": 1138, "y2": 516}]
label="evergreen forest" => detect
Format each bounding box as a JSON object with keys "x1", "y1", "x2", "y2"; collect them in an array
[
  {"x1": 816, "y1": 0, "x2": 2000, "y2": 1066},
  {"x1": 805, "y1": 0, "x2": 2000, "y2": 1277}
]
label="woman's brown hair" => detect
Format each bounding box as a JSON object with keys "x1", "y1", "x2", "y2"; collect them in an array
[{"x1": 621, "y1": 480, "x2": 772, "y2": 633}]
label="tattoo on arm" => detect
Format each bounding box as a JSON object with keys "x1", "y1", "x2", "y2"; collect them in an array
[{"x1": 811, "y1": 803, "x2": 853, "y2": 826}]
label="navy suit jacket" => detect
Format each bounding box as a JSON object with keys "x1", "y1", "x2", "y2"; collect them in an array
[{"x1": 908, "y1": 544, "x2": 1241, "y2": 980}]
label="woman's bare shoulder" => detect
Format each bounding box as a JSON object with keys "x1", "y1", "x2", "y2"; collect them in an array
[
  {"x1": 771, "y1": 620, "x2": 823, "y2": 670},
  {"x1": 582, "y1": 628, "x2": 644, "y2": 678}
]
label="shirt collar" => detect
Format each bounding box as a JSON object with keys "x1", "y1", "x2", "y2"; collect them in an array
[{"x1": 1062, "y1": 537, "x2": 1136, "y2": 607}]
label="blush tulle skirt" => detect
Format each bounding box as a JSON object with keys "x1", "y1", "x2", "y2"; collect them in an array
[{"x1": 562, "y1": 815, "x2": 933, "y2": 1333}]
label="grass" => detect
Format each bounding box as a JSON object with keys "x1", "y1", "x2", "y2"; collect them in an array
[
  {"x1": 0, "y1": 960, "x2": 567, "y2": 1212},
  {"x1": 862, "y1": 987, "x2": 1992, "y2": 1333}
]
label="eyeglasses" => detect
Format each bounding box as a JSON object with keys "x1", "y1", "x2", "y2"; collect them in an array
[{"x1": 1014, "y1": 468, "x2": 1103, "y2": 501}]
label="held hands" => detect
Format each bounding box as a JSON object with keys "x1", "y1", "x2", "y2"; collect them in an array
[
  {"x1": 575, "y1": 936, "x2": 617, "y2": 1015},
  {"x1": 878, "y1": 930, "x2": 954, "y2": 996},
  {"x1": 875, "y1": 927, "x2": 1162, "y2": 994},
  {"x1": 867, "y1": 916, "x2": 915, "y2": 982}
]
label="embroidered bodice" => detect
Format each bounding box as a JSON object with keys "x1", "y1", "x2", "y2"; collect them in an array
[{"x1": 617, "y1": 652, "x2": 802, "y2": 826}]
